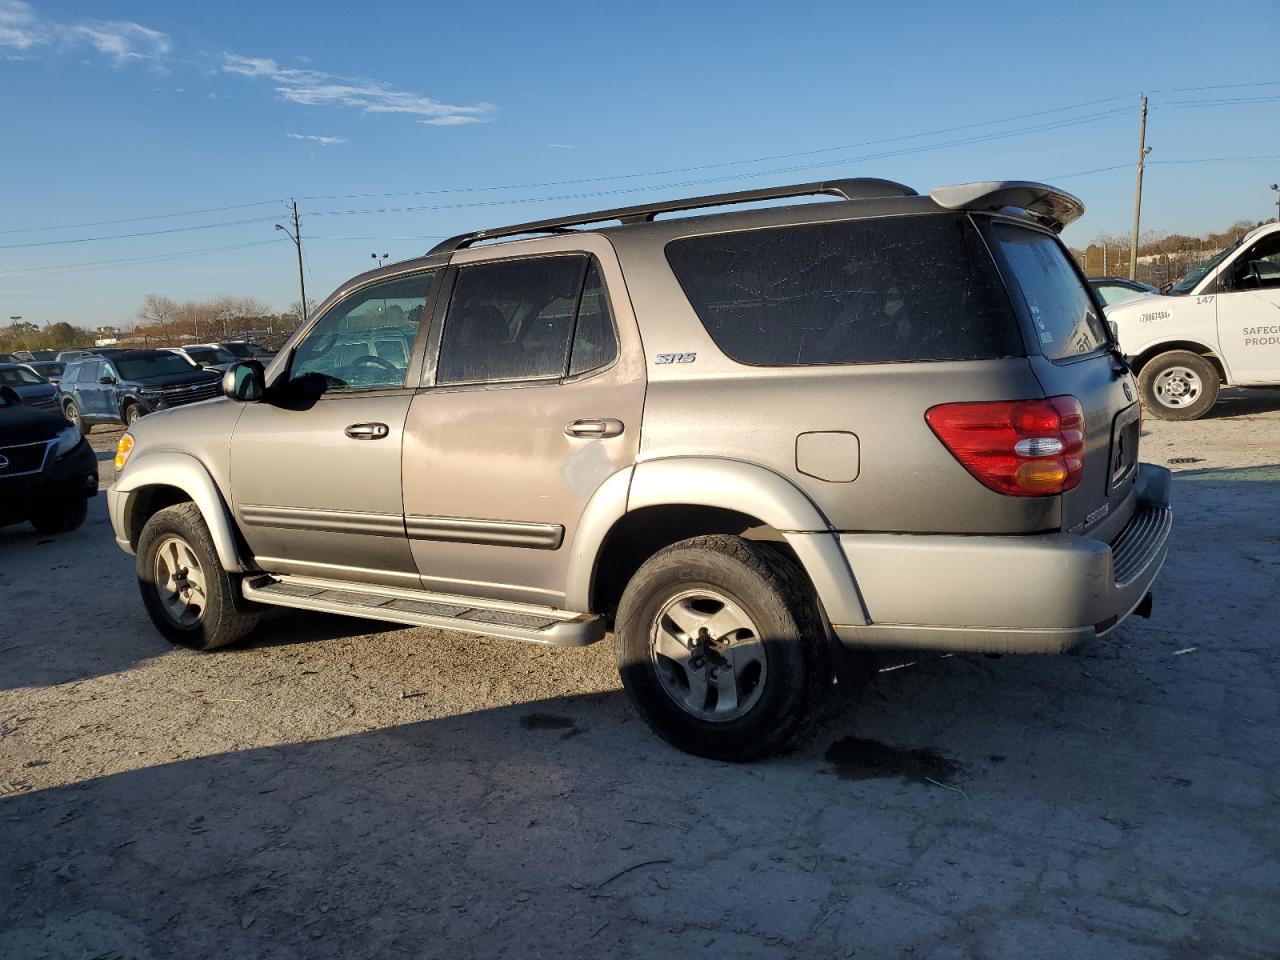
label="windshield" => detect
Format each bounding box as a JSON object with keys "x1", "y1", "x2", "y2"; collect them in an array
[
  {"x1": 1170, "y1": 243, "x2": 1238, "y2": 296},
  {"x1": 0, "y1": 365, "x2": 44, "y2": 385},
  {"x1": 186, "y1": 346, "x2": 237, "y2": 365},
  {"x1": 116, "y1": 354, "x2": 200, "y2": 380}
]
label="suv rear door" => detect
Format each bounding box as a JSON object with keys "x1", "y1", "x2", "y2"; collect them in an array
[
  {"x1": 403, "y1": 237, "x2": 644, "y2": 607},
  {"x1": 981, "y1": 218, "x2": 1140, "y2": 540}
]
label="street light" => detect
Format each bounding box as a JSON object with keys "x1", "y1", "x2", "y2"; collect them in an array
[
  {"x1": 371, "y1": 252, "x2": 390, "y2": 268},
  {"x1": 1271, "y1": 184, "x2": 1279, "y2": 223}
]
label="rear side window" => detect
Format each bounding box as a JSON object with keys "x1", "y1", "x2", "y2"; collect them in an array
[
  {"x1": 988, "y1": 224, "x2": 1109, "y2": 361},
  {"x1": 437, "y1": 255, "x2": 617, "y2": 384},
  {"x1": 664, "y1": 214, "x2": 1022, "y2": 366}
]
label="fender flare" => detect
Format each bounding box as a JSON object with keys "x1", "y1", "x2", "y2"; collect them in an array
[
  {"x1": 1130, "y1": 338, "x2": 1231, "y2": 382},
  {"x1": 113, "y1": 451, "x2": 246, "y2": 572},
  {"x1": 564, "y1": 457, "x2": 868, "y2": 625}
]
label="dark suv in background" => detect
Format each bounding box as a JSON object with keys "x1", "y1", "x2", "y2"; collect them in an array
[
  {"x1": 0, "y1": 386, "x2": 97, "y2": 533},
  {"x1": 60, "y1": 350, "x2": 221, "y2": 432}
]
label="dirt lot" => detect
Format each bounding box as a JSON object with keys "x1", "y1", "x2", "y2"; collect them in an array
[{"x1": 2, "y1": 393, "x2": 1279, "y2": 960}]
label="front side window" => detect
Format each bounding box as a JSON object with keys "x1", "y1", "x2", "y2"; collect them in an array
[
  {"x1": 1228, "y1": 233, "x2": 1280, "y2": 291},
  {"x1": 78, "y1": 360, "x2": 101, "y2": 383},
  {"x1": 666, "y1": 214, "x2": 1022, "y2": 366},
  {"x1": 988, "y1": 224, "x2": 1109, "y2": 361},
  {"x1": 437, "y1": 255, "x2": 591, "y2": 384},
  {"x1": 290, "y1": 272, "x2": 435, "y2": 391}
]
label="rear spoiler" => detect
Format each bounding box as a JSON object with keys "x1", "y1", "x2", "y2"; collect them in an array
[{"x1": 929, "y1": 181, "x2": 1084, "y2": 233}]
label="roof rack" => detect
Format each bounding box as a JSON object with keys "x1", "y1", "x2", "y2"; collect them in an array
[{"x1": 426, "y1": 178, "x2": 918, "y2": 255}]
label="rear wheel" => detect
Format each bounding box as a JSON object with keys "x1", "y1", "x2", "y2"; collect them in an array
[
  {"x1": 63, "y1": 400, "x2": 90, "y2": 435},
  {"x1": 614, "y1": 535, "x2": 832, "y2": 762},
  {"x1": 1139, "y1": 350, "x2": 1220, "y2": 421},
  {"x1": 136, "y1": 502, "x2": 260, "y2": 651}
]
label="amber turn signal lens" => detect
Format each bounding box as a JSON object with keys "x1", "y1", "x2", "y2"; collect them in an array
[{"x1": 114, "y1": 434, "x2": 135, "y2": 471}]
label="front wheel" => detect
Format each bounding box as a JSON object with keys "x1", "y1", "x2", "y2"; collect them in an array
[
  {"x1": 63, "y1": 400, "x2": 90, "y2": 435},
  {"x1": 123, "y1": 403, "x2": 143, "y2": 426},
  {"x1": 29, "y1": 495, "x2": 88, "y2": 534},
  {"x1": 1139, "y1": 350, "x2": 1220, "y2": 420},
  {"x1": 136, "y1": 502, "x2": 260, "y2": 651},
  {"x1": 614, "y1": 535, "x2": 832, "y2": 762}
]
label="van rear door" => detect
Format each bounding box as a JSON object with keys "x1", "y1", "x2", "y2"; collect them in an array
[{"x1": 982, "y1": 219, "x2": 1141, "y2": 541}]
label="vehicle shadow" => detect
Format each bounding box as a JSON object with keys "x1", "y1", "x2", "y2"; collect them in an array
[{"x1": 1204, "y1": 386, "x2": 1280, "y2": 419}]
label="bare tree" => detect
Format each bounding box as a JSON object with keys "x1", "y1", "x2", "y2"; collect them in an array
[{"x1": 138, "y1": 294, "x2": 178, "y2": 340}]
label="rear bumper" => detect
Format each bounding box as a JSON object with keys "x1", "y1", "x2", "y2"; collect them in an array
[{"x1": 831, "y1": 464, "x2": 1172, "y2": 654}]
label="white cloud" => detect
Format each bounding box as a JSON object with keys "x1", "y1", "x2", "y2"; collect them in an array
[
  {"x1": 287, "y1": 132, "x2": 345, "y2": 146},
  {"x1": 65, "y1": 20, "x2": 170, "y2": 63},
  {"x1": 223, "y1": 51, "x2": 493, "y2": 126},
  {"x1": 0, "y1": 2, "x2": 169, "y2": 65},
  {"x1": 547, "y1": 142, "x2": 575, "y2": 149},
  {"x1": 0, "y1": 1, "x2": 45, "y2": 51}
]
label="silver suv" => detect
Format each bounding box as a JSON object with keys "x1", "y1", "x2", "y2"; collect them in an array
[{"x1": 108, "y1": 179, "x2": 1172, "y2": 760}]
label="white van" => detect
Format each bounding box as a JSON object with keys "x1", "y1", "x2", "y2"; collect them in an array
[{"x1": 1106, "y1": 221, "x2": 1280, "y2": 419}]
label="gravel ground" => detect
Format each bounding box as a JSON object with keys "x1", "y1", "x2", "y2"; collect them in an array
[{"x1": 2, "y1": 393, "x2": 1279, "y2": 959}]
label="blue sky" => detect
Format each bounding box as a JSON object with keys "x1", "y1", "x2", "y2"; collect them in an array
[{"x1": 3, "y1": 0, "x2": 1279, "y2": 330}]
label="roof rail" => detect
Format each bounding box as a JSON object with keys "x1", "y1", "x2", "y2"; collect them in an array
[
  {"x1": 426, "y1": 178, "x2": 918, "y2": 255},
  {"x1": 929, "y1": 181, "x2": 1084, "y2": 233}
]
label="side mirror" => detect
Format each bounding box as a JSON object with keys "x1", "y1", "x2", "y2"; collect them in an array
[
  {"x1": 223, "y1": 360, "x2": 265, "y2": 402},
  {"x1": 98, "y1": 375, "x2": 116, "y2": 385}
]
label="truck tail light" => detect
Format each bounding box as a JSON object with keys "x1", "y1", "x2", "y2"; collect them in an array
[{"x1": 926, "y1": 396, "x2": 1085, "y2": 497}]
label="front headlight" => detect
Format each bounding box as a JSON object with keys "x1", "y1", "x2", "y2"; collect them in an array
[
  {"x1": 54, "y1": 424, "x2": 81, "y2": 459},
  {"x1": 114, "y1": 433, "x2": 135, "y2": 471}
]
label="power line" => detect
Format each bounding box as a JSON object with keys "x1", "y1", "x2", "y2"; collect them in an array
[
  {"x1": 0, "y1": 215, "x2": 280, "y2": 251},
  {"x1": 0, "y1": 238, "x2": 286, "y2": 282},
  {"x1": 0, "y1": 199, "x2": 286, "y2": 237}
]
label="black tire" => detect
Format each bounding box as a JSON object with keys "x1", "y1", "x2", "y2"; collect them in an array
[
  {"x1": 123, "y1": 403, "x2": 143, "y2": 426},
  {"x1": 1138, "y1": 350, "x2": 1220, "y2": 421},
  {"x1": 614, "y1": 535, "x2": 831, "y2": 762},
  {"x1": 63, "y1": 400, "x2": 90, "y2": 435},
  {"x1": 29, "y1": 495, "x2": 88, "y2": 534},
  {"x1": 136, "y1": 502, "x2": 260, "y2": 651}
]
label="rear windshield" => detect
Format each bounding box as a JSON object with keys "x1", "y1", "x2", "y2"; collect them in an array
[
  {"x1": 664, "y1": 214, "x2": 1023, "y2": 366},
  {"x1": 987, "y1": 224, "x2": 1109, "y2": 361},
  {"x1": 116, "y1": 354, "x2": 198, "y2": 380}
]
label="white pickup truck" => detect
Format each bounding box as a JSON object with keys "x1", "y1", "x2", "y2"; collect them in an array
[{"x1": 1106, "y1": 221, "x2": 1280, "y2": 419}]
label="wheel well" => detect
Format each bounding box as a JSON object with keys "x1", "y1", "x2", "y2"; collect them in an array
[
  {"x1": 1131, "y1": 341, "x2": 1226, "y2": 382},
  {"x1": 125, "y1": 485, "x2": 192, "y2": 549},
  {"x1": 589, "y1": 505, "x2": 795, "y2": 621}
]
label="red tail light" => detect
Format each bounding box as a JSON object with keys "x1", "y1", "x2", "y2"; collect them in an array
[{"x1": 925, "y1": 396, "x2": 1085, "y2": 497}]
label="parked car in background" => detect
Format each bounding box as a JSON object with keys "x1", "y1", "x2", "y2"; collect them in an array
[
  {"x1": 0, "y1": 352, "x2": 18, "y2": 363},
  {"x1": 162, "y1": 344, "x2": 239, "y2": 372},
  {"x1": 218, "y1": 340, "x2": 276, "y2": 363},
  {"x1": 24, "y1": 360, "x2": 66, "y2": 387},
  {"x1": 0, "y1": 362, "x2": 62, "y2": 412},
  {"x1": 1107, "y1": 220, "x2": 1280, "y2": 419},
  {"x1": 107, "y1": 177, "x2": 1171, "y2": 761},
  {"x1": 14, "y1": 349, "x2": 59, "y2": 362},
  {"x1": 56, "y1": 349, "x2": 96, "y2": 362},
  {"x1": 1088, "y1": 276, "x2": 1159, "y2": 308},
  {"x1": 60, "y1": 350, "x2": 221, "y2": 432},
  {"x1": 0, "y1": 385, "x2": 97, "y2": 533}
]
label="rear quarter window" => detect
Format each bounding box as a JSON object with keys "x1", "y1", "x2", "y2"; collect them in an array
[
  {"x1": 986, "y1": 223, "x2": 1109, "y2": 361},
  {"x1": 664, "y1": 213, "x2": 1022, "y2": 366}
]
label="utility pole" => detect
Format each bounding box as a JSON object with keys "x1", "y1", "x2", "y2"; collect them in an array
[
  {"x1": 1102, "y1": 242, "x2": 1108, "y2": 276},
  {"x1": 275, "y1": 200, "x2": 309, "y2": 325},
  {"x1": 1129, "y1": 94, "x2": 1150, "y2": 281}
]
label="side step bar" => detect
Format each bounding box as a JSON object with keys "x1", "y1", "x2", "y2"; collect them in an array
[{"x1": 241, "y1": 574, "x2": 605, "y2": 647}]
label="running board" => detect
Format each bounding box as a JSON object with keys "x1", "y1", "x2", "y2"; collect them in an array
[{"x1": 241, "y1": 574, "x2": 605, "y2": 647}]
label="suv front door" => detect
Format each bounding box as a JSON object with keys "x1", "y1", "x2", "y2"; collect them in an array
[
  {"x1": 229, "y1": 270, "x2": 439, "y2": 587},
  {"x1": 1215, "y1": 231, "x2": 1280, "y2": 383},
  {"x1": 403, "y1": 239, "x2": 644, "y2": 608}
]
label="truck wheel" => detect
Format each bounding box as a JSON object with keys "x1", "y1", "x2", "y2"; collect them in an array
[
  {"x1": 136, "y1": 502, "x2": 260, "y2": 651},
  {"x1": 64, "y1": 400, "x2": 90, "y2": 435},
  {"x1": 614, "y1": 535, "x2": 831, "y2": 762},
  {"x1": 29, "y1": 495, "x2": 88, "y2": 534},
  {"x1": 1139, "y1": 350, "x2": 1220, "y2": 420}
]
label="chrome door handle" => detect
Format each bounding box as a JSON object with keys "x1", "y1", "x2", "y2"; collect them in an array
[
  {"x1": 565, "y1": 418, "x2": 624, "y2": 439},
  {"x1": 345, "y1": 422, "x2": 389, "y2": 440}
]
